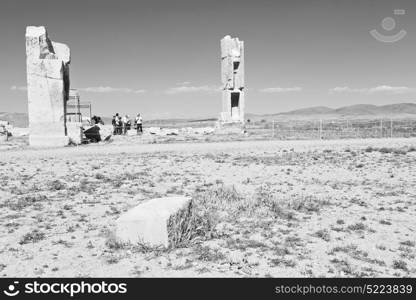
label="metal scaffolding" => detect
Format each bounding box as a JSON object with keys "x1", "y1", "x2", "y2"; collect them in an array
[{"x1": 66, "y1": 89, "x2": 92, "y2": 123}]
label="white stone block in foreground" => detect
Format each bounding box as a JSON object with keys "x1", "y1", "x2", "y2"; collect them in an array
[{"x1": 115, "y1": 197, "x2": 191, "y2": 248}]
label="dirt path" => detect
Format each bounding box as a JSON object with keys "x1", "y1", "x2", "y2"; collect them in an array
[{"x1": 2, "y1": 137, "x2": 416, "y2": 160}]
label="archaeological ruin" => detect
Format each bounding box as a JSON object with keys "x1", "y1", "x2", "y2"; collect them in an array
[
  {"x1": 25, "y1": 26, "x2": 71, "y2": 147},
  {"x1": 220, "y1": 35, "x2": 245, "y2": 123}
]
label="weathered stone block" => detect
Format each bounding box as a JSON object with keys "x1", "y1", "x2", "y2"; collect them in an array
[
  {"x1": 115, "y1": 197, "x2": 192, "y2": 248},
  {"x1": 66, "y1": 122, "x2": 83, "y2": 145}
]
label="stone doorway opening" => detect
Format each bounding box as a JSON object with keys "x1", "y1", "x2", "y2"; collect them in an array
[{"x1": 231, "y1": 92, "x2": 240, "y2": 109}]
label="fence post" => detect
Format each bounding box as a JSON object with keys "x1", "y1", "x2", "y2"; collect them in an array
[
  {"x1": 390, "y1": 119, "x2": 393, "y2": 138},
  {"x1": 272, "y1": 120, "x2": 275, "y2": 138},
  {"x1": 380, "y1": 119, "x2": 383, "y2": 138},
  {"x1": 356, "y1": 121, "x2": 359, "y2": 138},
  {"x1": 319, "y1": 119, "x2": 323, "y2": 140}
]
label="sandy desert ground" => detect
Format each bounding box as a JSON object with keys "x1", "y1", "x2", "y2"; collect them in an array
[{"x1": 0, "y1": 137, "x2": 415, "y2": 277}]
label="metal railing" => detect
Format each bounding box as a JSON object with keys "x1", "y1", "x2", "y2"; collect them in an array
[{"x1": 249, "y1": 118, "x2": 416, "y2": 140}]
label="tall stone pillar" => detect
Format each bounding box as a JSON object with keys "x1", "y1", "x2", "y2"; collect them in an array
[
  {"x1": 220, "y1": 35, "x2": 245, "y2": 123},
  {"x1": 25, "y1": 26, "x2": 71, "y2": 147}
]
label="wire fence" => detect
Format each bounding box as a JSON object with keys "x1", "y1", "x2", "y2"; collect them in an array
[{"x1": 246, "y1": 119, "x2": 416, "y2": 140}]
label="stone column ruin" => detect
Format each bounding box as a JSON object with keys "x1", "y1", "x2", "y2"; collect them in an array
[
  {"x1": 220, "y1": 35, "x2": 245, "y2": 124},
  {"x1": 25, "y1": 26, "x2": 71, "y2": 147}
]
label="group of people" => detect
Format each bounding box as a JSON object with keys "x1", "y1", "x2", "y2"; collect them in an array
[{"x1": 112, "y1": 113, "x2": 143, "y2": 135}]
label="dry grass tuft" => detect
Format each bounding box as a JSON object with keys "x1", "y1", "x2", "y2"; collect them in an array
[
  {"x1": 167, "y1": 185, "x2": 249, "y2": 248},
  {"x1": 253, "y1": 183, "x2": 330, "y2": 218},
  {"x1": 2, "y1": 195, "x2": 47, "y2": 210},
  {"x1": 192, "y1": 184, "x2": 248, "y2": 216},
  {"x1": 392, "y1": 260, "x2": 408, "y2": 271},
  {"x1": 165, "y1": 184, "x2": 332, "y2": 249},
  {"x1": 167, "y1": 199, "x2": 216, "y2": 248},
  {"x1": 19, "y1": 230, "x2": 45, "y2": 245},
  {"x1": 47, "y1": 180, "x2": 66, "y2": 191}
]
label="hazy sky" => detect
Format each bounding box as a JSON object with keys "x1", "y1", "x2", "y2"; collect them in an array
[{"x1": 1, "y1": 0, "x2": 415, "y2": 119}]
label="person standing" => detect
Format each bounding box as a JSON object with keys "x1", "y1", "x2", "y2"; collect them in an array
[
  {"x1": 111, "y1": 115, "x2": 117, "y2": 135},
  {"x1": 118, "y1": 115, "x2": 123, "y2": 135},
  {"x1": 122, "y1": 115, "x2": 128, "y2": 135},
  {"x1": 114, "y1": 113, "x2": 122, "y2": 135},
  {"x1": 126, "y1": 115, "x2": 131, "y2": 132},
  {"x1": 135, "y1": 113, "x2": 143, "y2": 134}
]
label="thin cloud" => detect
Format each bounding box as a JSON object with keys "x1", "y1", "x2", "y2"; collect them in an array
[
  {"x1": 10, "y1": 85, "x2": 27, "y2": 91},
  {"x1": 259, "y1": 87, "x2": 302, "y2": 93},
  {"x1": 78, "y1": 86, "x2": 146, "y2": 94},
  {"x1": 165, "y1": 85, "x2": 221, "y2": 95},
  {"x1": 176, "y1": 81, "x2": 191, "y2": 86},
  {"x1": 10, "y1": 85, "x2": 146, "y2": 94},
  {"x1": 368, "y1": 85, "x2": 413, "y2": 94},
  {"x1": 329, "y1": 85, "x2": 415, "y2": 94}
]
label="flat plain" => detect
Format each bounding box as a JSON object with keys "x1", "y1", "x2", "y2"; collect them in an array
[{"x1": 0, "y1": 137, "x2": 415, "y2": 277}]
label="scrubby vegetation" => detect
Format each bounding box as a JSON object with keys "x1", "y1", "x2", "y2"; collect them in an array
[{"x1": 1, "y1": 139, "x2": 415, "y2": 277}]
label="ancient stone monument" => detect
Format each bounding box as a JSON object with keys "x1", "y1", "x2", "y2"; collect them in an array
[
  {"x1": 25, "y1": 26, "x2": 71, "y2": 147},
  {"x1": 220, "y1": 35, "x2": 245, "y2": 123}
]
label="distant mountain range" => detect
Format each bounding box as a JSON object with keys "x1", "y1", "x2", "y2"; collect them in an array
[
  {"x1": 285, "y1": 103, "x2": 416, "y2": 116},
  {"x1": 247, "y1": 103, "x2": 416, "y2": 121},
  {"x1": 0, "y1": 112, "x2": 29, "y2": 127},
  {"x1": 2, "y1": 103, "x2": 416, "y2": 127}
]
